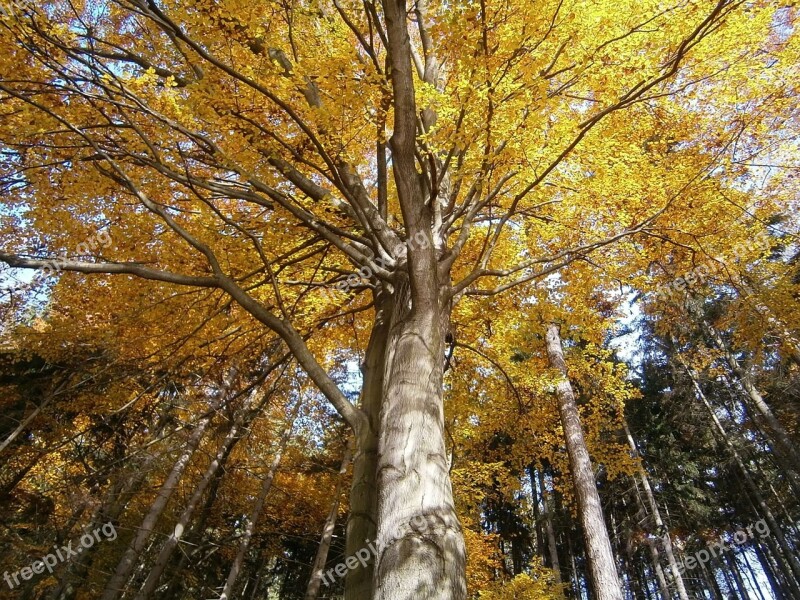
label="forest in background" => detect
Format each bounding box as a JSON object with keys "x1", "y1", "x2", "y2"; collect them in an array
[{"x1": 0, "y1": 0, "x2": 798, "y2": 598}]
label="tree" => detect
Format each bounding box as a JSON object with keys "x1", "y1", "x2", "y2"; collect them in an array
[
  {"x1": 544, "y1": 322, "x2": 622, "y2": 599},
  {"x1": 0, "y1": 0, "x2": 796, "y2": 597}
]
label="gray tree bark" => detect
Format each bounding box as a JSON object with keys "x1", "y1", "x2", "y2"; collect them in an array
[
  {"x1": 373, "y1": 282, "x2": 466, "y2": 600},
  {"x1": 545, "y1": 322, "x2": 623, "y2": 600}
]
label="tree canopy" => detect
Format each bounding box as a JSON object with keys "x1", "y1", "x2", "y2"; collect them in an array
[{"x1": 0, "y1": 0, "x2": 798, "y2": 598}]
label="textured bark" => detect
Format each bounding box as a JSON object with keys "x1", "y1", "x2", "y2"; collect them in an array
[
  {"x1": 545, "y1": 323, "x2": 623, "y2": 600},
  {"x1": 305, "y1": 444, "x2": 352, "y2": 600},
  {"x1": 374, "y1": 283, "x2": 466, "y2": 600}
]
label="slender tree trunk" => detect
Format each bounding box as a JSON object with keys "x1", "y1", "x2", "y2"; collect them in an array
[
  {"x1": 568, "y1": 534, "x2": 582, "y2": 599},
  {"x1": 305, "y1": 443, "x2": 352, "y2": 600},
  {"x1": 764, "y1": 535, "x2": 800, "y2": 600},
  {"x1": 218, "y1": 401, "x2": 299, "y2": 600},
  {"x1": 716, "y1": 555, "x2": 736, "y2": 597},
  {"x1": 733, "y1": 278, "x2": 800, "y2": 367},
  {"x1": 641, "y1": 513, "x2": 670, "y2": 599},
  {"x1": 528, "y1": 466, "x2": 546, "y2": 564},
  {"x1": 246, "y1": 555, "x2": 268, "y2": 600},
  {"x1": 742, "y1": 548, "x2": 769, "y2": 600},
  {"x1": 625, "y1": 557, "x2": 647, "y2": 598},
  {"x1": 100, "y1": 405, "x2": 217, "y2": 600},
  {"x1": 683, "y1": 361, "x2": 800, "y2": 591},
  {"x1": 135, "y1": 415, "x2": 246, "y2": 600},
  {"x1": 51, "y1": 409, "x2": 174, "y2": 600},
  {"x1": 49, "y1": 483, "x2": 124, "y2": 600},
  {"x1": 160, "y1": 440, "x2": 234, "y2": 599},
  {"x1": 740, "y1": 479, "x2": 800, "y2": 600},
  {"x1": 699, "y1": 557, "x2": 723, "y2": 600},
  {"x1": 0, "y1": 393, "x2": 54, "y2": 454},
  {"x1": 636, "y1": 559, "x2": 650, "y2": 600},
  {"x1": 725, "y1": 552, "x2": 750, "y2": 599},
  {"x1": 698, "y1": 315, "x2": 800, "y2": 475},
  {"x1": 545, "y1": 323, "x2": 623, "y2": 600},
  {"x1": 624, "y1": 422, "x2": 689, "y2": 600},
  {"x1": 374, "y1": 287, "x2": 466, "y2": 599},
  {"x1": 753, "y1": 541, "x2": 788, "y2": 599},
  {"x1": 717, "y1": 379, "x2": 800, "y2": 499},
  {"x1": 621, "y1": 470, "x2": 667, "y2": 598},
  {"x1": 158, "y1": 373, "x2": 286, "y2": 599},
  {"x1": 538, "y1": 468, "x2": 562, "y2": 583}
]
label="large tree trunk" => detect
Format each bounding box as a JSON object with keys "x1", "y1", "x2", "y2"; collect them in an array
[
  {"x1": 544, "y1": 322, "x2": 623, "y2": 600},
  {"x1": 305, "y1": 443, "x2": 352, "y2": 600},
  {"x1": 373, "y1": 282, "x2": 466, "y2": 600}
]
